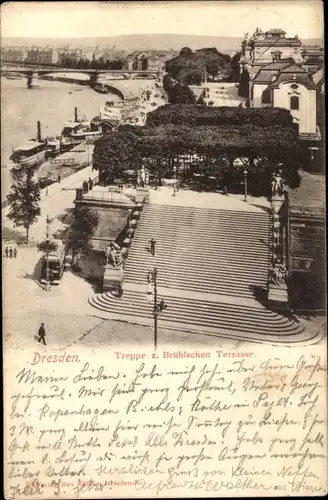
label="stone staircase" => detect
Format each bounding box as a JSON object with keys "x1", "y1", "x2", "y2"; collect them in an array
[
  {"x1": 124, "y1": 205, "x2": 270, "y2": 298},
  {"x1": 89, "y1": 290, "x2": 311, "y2": 343},
  {"x1": 89, "y1": 204, "x2": 317, "y2": 343}
]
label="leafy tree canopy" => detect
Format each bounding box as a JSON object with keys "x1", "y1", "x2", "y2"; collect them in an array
[
  {"x1": 6, "y1": 166, "x2": 41, "y2": 243},
  {"x1": 166, "y1": 47, "x2": 233, "y2": 84},
  {"x1": 93, "y1": 129, "x2": 142, "y2": 183},
  {"x1": 70, "y1": 207, "x2": 99, "y2": 260},
  {"x1": 146, "y1": 104, "x2": 295, "y2": 128}
]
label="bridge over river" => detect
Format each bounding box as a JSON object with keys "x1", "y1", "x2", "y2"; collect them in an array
[{"x1": 1, "y1": 62, "x2": 164, "y2": 90}]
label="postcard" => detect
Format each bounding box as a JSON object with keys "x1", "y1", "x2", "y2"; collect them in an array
[{"x1": 2, "y1": 1, "x2": 327, "y2": 498}]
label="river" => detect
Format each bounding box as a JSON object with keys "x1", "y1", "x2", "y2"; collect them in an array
[{"x1": 1, "y1": 75, "x2": 156, "y2": 197}]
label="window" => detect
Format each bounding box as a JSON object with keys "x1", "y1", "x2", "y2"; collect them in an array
[
  {"x1": 293, "y1": 258, "x2": 313, "y2": 271},
  {"x1": 290, "y1": 95, "x2": 299, "y2": 110},
  {"x1": 261, "y1": 87, "x2": 271, "y2": 104}
]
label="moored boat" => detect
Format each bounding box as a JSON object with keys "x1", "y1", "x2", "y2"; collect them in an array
[
  {"x1": 10, "y1": 141, "x2": 47, "y2": 167},
  {"x1": 94, "y1": 83, "x2": 109, "y2": 94}
]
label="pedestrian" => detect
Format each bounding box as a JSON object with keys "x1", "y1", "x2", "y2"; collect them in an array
[
  {"x1": 83, "y1": 180, "x2": 88, "y2": 194},
  {"x1": 57, "y1": 173, "x2": 61, "y2": 183},
  {"x1": 13, "y1": 247, "x2": 17, "y2": 259},
  {"x1": 9, "y1": 247, "x2": 13, "y2": 258},
  {"x1": 37, "y1": 323, "x2": 47, "y2": 345},
  {"x1": 88, "y1": 177, "x2": 93, "y2": 191},
  {"x1": 149, "y1": 238, "x2": 156, "y2": 257},
  {"x1": 4, "y1": 247, "x2": 8, "y2": 258}
]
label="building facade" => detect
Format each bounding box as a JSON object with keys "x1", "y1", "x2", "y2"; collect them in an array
[
  {"x1": 301, "y1": 45, "x2": 324, "y2": 75},
  {"x1": 241, "y1": 28, "x2": 302, "y2": 67},
  {"x1": 249, "y1": 62, "x2": 320, "y2": 140},
  {"x1": 124, "y1": 51, "x2": 167, "y2": 72},
  {"x1": 1, "y1": 46, "x2": 28, "y2": 62}
]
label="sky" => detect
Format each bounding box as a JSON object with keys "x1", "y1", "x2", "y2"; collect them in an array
[{"x1": 1, "y1": 1, "x2": 324, "y2": 39}]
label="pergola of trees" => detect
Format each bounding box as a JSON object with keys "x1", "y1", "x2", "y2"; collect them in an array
[
  {"x1": 146, "y1": 104, "x2": 295, "y2": 127},
  {"x1": 93, "y1": 107, "x2": 304, "y2": 194}
]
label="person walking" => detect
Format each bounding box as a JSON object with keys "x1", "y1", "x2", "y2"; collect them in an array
[
  {"x1": 83, "y1": 180, "x2": 88, "y2": 194},
  {"x1": 4, "y1": 247, "x2": 8, "y2": 258},
  {"x1": 88, "y1": 177, "x2": 93, "y2": 191},
  {"x1": 57, "y1": 173, "x2": 61, "y2": 183},
  {"x1": 37, "y1": 323, "x2": 47, "y2": 345},
  {"x1": 9, "y1": 247, "x2": 13, "y2": 258},
  {"x1": 149, "y1": 238, "x2": 156, "y2": 257},
  {"x1": 13, "y1": 247, "x2": 17, "y2": 259}
]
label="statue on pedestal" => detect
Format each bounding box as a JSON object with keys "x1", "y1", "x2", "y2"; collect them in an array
[
  {"x1": 105, "y1": 242, "x2": 123, "y2": 269},
  {"x1": 269, "y1": 259, "x2": 288, "y2": 285},
  {"x1": 272, "y1": 171, "x2": 284, "y2": 197},
  {"x1": 137, "y1": 166, "x2": 149, "y2": 188}
]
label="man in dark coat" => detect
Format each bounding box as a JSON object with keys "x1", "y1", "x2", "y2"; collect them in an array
[
  {"x1": 37, "y1": 323, "x2": 47, "y2": 345},
  {"x1": 149, "y1": 238, "x2": 156, "y2": 257}
]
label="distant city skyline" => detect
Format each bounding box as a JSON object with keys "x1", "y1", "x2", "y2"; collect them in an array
[{"x1": 1, "y1": 1, "x2": 324, "y2": 40}]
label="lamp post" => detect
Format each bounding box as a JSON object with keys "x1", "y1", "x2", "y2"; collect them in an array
[
  {"x1": 147, "y1": 267, "x2": 167, "y2": 351},
  {"x1": 45, "y1": 214, "x2": 51, "y2": 290},
  {"x1": 243, "y1": 169, "x2": 248, "y2": 202},
  {"x1": 173, "y1": 165, "x2": 177, "y2": 196}
]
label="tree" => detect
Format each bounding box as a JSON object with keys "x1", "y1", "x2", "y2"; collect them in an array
[
  {"x1": 206, "y1": 61, "x2": 220, "y2": 80},
  {"x1": 167, "y1": 83, "x2": 196, "y2": 104},
  {"x1": 6, "y1": 165, "x2": 41, "y2": 243},
  {"x1": 92, "y1": 129, "x2": 142, "y2": 184},
  {"x1": 70, "y1": 207, "x2": 99, "y2": 265},
  {"x1": 231, "y1": 52, "x2": 241, "y2": 82},
  {"x1": 183, "y1": 69, "x2": 203, "y2": 85},
  {"x1": 163, "y1": 73, "x2": 174, "y2": 91},
  {"x1": 180, "y1": 47, "x2": 193, "y2": 57},
  {"x1": 197, "y1": 95, "x2": 206, "y2": 106},
  {"x1": 166, "y1": 46, "x2": 233, "y2": 85}
]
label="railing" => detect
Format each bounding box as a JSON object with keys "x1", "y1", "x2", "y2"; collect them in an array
[
  {"x1": 50, "y1": 158, "x2": 75, "y2": 165},
  {"x1": 82, "y1": 190, "x2": 130, "y2": 203}
]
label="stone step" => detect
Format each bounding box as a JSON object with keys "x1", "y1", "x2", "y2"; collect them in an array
[
  {"x1": 91, "y1": 297, "x2": 297, "y2": 333},
  {"x1": 126, "y1": 255, "x2": 269, "y2": 270},
  {"x1": 143, "y1": 205, "x2": 269, "y2": 217},
  {"x1": 128, "y1": 246, "x2": 270, "y2": 260},
  {"x1": 125, "y1": 266, "x2": 268, "y2": 282},
  {"x1": 124, "y1": 279, "x2": 266, "y2": 298},
  {"x1": 89, "y1": 291, "x2": 305, "y2": 337},
  {"x1": 137, "y1": 217, "x2": 269, "y2": 227}
]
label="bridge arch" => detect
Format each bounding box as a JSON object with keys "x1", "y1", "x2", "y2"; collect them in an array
[{"x1": 131, "y1": 73, "x2": 157, "y2": 80}]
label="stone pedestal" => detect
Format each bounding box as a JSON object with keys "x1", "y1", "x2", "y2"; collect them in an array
[
  {"x1": 27, "y1": 72, "x2": 39, "y2": 89},
  {"x1": 102, "y1": 265, "x2": 124, "y2": 292},
  {"x1": 271, "y1": 194, "x2": 284, "y2": 212},
  {"x1": 75, "y1": 188, "x2": 83, "y2": 200},
  {"x1": 268, "y1": 282, "x2": 288, "y2": 310},
  {"x1": 136, "y1": 187, "x2": 150, "y2": 203}
]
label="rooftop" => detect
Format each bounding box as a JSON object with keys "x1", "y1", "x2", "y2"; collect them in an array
[
  {"x1": 266, "y1": 29, "x2": 286, "y2": 35},
  {"x1": 270, "y1": 65, "x2": 317, "y2": 90},
  {"x1": 288, "y1": 172, "x2": 325, "y2": 210},
  {"x1": 14, "y1": 141, "x2": 44, "y2": 151}
]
